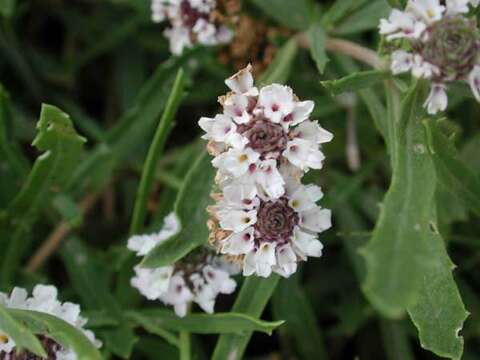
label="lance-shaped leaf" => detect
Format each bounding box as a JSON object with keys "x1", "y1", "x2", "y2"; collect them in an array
[
  {"x1": 321, "y1": 70, "x2": 387, "y2": 96},
  {"x1": 141, "y1": 151, "x2": 215, "y2": 268},
  {"x1": 6, "y1": 308, "x2": 102, "y2": 360},
  {"x1": 309, "y1": 23, "x2": 329, "y2": 74},
  {"x1": 1, "y1": 104, "x2": 85, "y2": 285},
  {"x1": 360, "y1": 83, "x2": 435, "y2": 317},
  {"x1": 258, "y1": 39, "x2": 298, "y2": 87},
  {"x1": 0, "y1": 305, "x2": 46, "y2": 357},
  {"x1": 248, "y1": 0, "x2": 313, "y2": 30},
  {"x1": 272, "y1": 276, "x2": 329, "y2": 360},
  {"x1": 407, "y1": 215, "x2": 468, "y2": 359},
  {"x1": 423, "y1": 119, "x2": 480, "y2": 217},
  {"x1": 128, "y1": 310, "x2": 284, "y2": 335},
  {"x1": 212, "y1": 275, "x2": 280, "y2": 360}
]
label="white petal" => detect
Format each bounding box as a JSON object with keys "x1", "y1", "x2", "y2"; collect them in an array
[
  {"x1": 164, "y1": 26, "x2": 192, "y2": 56},
  {"x1": 293, "y1": 121, "x2": 333, "y2": 144},
  {"x1": 217, "y1": 209, "x2": 257, "y2": 232},
  {"x1": 221, "y1": 227, "x2": 255, "y2": 255},
  {"x1": 255, "y1": 159, "x2": 286, "y2": 199},
  {"x1": 275, "y1": 244, "x2": 298, "y2": 278},
  {"x1": 300, "y1": 208, "x2": 332, "y2": 233},
  {"x1": 407, "y1": 0, "x2": 445, "y2": 24},
  {"x1": 225, "y1": 64, "x2": 258, "y2": 96},
  {"x1": 411, "y1": 56, "x2": 440, "y2": 79},
  {"x1": 223, "y1": 94, "x2": 251, "y2": 125},
  {"x1": 292, "y1": 227, "x2": 324, "y2": 258},
  {"x1": 258, "y1": 84, "x2": 295, "y2": 123},
  {"x1": 131, "y1": 266, "x2": 173, "y2": 300},
  {"x1": 424, "y1": 83, "x2": 448, "y2": 114},
  {"x1": 391, "y1": 50, "x2": 414, "y2": 74},
  {"x1": 289, "y1": 184, "x2": 323, "y2": 212},
  {"x1": 379, "y1": 9, "x2": 426, "y2": 40},
  {"x1": 468, "y1": 65, "x2": 480, "y2": 101},
  {"x1": 202, "y1": 266, "x2": 237, "y2": 294},
  {"x1": 446, "y1": 0, "x2": 470, "y2": 14},
  {"x1": 283, "y1": 138, "x2": 326, "y2": 171},
  {"x1": 284, "y1": 100, "x2": 314, "y2": 127},
  {"x1": 243, "y1": 251, "x2": 257, "y2": 276},
  {"x1": 254, "y1": 242, "x2": 277, "y2": 277},
  {"x1": 212, "y1": 147, "x2": 260, "y2": 177}
]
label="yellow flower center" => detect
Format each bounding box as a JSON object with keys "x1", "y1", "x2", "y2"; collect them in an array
[
  {"x1": 238, "y1": 154, "x2": 248, "y2": 163},
  {"x1": 0, "y1": 334, "x2": 9, "y2": 343}
]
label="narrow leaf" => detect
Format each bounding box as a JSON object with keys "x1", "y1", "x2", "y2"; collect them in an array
[
  {"x1": 1, "y1": 104, "x2": 85, "y2": 285},
  {"x1": 128, "y1": 310, "x2": 284, "y2": 335},
  {"x1": 0, "y1": 305, "x2": 46, "y2": 357},
  {"x1": 308, "y1": 23, "x2": 329, "y2": 74},
  {"x1": 212, "y1": 276, "x2": 280, "y2": 360},
  {"x1": 321, "y1": 70, "x2": 387, "y2": 96},
  {"x1": 258, "y1": 39, "x2": 298, "y2": 87},
  {"x1": 141, "y1": 151, "x2": 215, "y2": 268},
  {"x1": 7, "y1": 309, "x2": 102, "y2": 360},
  {"x1": 130, "y1": 68, "x2": 185, "y2": 235},
  {"x1": 0, "y1": 0, "x2": 15, "y2": 17},
  {"x1": 248, "y1": 0, "x2": 313, "y2": 30},
  {"x1": 272, "y1": 277, "x2": 329, "y2": 360}
]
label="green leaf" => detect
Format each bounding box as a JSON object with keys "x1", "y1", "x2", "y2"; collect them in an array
[
  {"x1": 360, "y1": 83, "x2": 435, "y2": 318},
  {"x1": 141, "y1": 151, "x2": 215, "y2": 268},
  {"x1": 0, "y1": 0, "x2": 15, "y2": 17},
  {"x1": 423, "y1": 119, "x2": 480, "y2": 217},
  {"x1": 0, "y1": 305, "x2": 46, "y2": 357},
  {"x1": 308, "y1": 23, "x2": 329, "y2": 75},
  {"x1": 334, "y1": 0, "x2": 391, "y2": 35},
  {"x1": 128, "y1": 310, "x2": 284, "y2": 335},
  {"x1": 272, "y1": 276, "x2": 329, "y2": 360},
  {"x1": 321, "y1": 70, "x2": 387, "y2": 96},
  {"x1": 248, "y1": 0, "x2": 313, "y2": 30},
  {"x1": 52, "y1": 194, "x2": 82, "y2": 227},
  {"x1": 7, "y1": 309, "x2": 102, "y2": 360},
  {"x1": 129, "y1": 68, "x2": 186, "y2": 235},
  {"x1": 1, "y1": 104, "x2": 85, "y2": 285},
  {"x1": 212, "y1": 275, "x2": 280, "y2": 360},
  {"x1": 407, "y1": 211, "x2": 468, "y2": 360},
  {"x1": 321, "y1": 0, "x2": 370, "y2": 27},
  {"x1": 258, "y1": 39, "x2": 298, "y2": 87},
  {"x1": 61, "y1": 237, "x2": 138, "y2": 358}
]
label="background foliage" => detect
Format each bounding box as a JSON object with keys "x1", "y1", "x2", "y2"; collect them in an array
[{"x1": 0, "y1": 0, "x2": 479, "y2": 359}]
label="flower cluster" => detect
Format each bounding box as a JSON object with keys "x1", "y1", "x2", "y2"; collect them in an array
[
  {"x1": 128, "y1": 214, "x2": 237, "y2": 317},
  {"x1": 0, "y1": 285, "x2": 101, "y2": 359},
  {"x1": 201, "y1": 65, "x2": 333, "y2": 278},
  {"x1": 151, "y1": 0, "x2": 234, "y2": 55},
  {"x1": 380, "y1": 0, "x2": 480, "y2": 114}
]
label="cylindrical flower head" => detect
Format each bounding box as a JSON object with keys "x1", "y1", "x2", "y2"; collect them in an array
[
  {"x1": 208, "y1": 169, "x2": 332, "y2": 278},
  {"x1": 151, "y1": 0, "x2": 234, "y2": 55},
  {"x1": 379, "y1": 0, "x2": 480, "y2": 114},
  {"x1": 199, "y1": 65, "x2": 333, "y2": 199},
  {"x1": 128, "y1": 213, "x2": 238, "y2": 317},
  {"x1": 0, "y1": 285, "x2": 101, "y2": 359}
]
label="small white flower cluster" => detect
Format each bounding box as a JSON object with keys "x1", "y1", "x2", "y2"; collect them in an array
[
  {"x1": 201, "y1": 65, "x2": 333, "y2": 278},
  {"x1": 380, "y1": 0, "x2": 480, "y2": 114},
  {"x1": 0, "y1": 285, "x2": 101, "y2": 359},
  {"x1": 128, "y1": 213, "x2": 237, "y2": 317},
  {"x1": 151, "y1": 0, "x2": 233, "y2": 55}
]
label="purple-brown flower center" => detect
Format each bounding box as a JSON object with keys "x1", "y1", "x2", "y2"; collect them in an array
[
  {"x1": 240, "y1": 120, "x2": 288, "y2": 158},
  {"x1": 0, "y1": 335, "x2": 63, "y2": 360},
  {"x1": 180, "y1": 1, "x2": 209, "y2": 28},
  {"x1": 254, "y1": 197, "x2": 298, "y2": 245}
]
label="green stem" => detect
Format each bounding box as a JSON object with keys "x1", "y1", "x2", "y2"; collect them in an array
[
  {"x1": 129, "y1": 69, "x2": 185, "y2": 235},
  {"x1": 179, "y1": 329, "x2": 191, "y2": 360}
]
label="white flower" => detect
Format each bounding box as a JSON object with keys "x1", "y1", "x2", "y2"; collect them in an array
[
  {"x1": 127, "y1": 213, "x2": 179, "y2": 256},
  {"x1": 411, "y1": 55, "x2": 440, "y2": 79},
  {"x1": 0, "y1": 285, "x2": 101, "y2": 357},
  {"x1": 215, "y1": 183, "x2": 331, "y2": 278},
  {"x1": 424, "y1": 83, "x2": 449, "y2": 114},
  {"x1": 222, "y1": 93, "x2": 252, "y2": 125},
  {"x1": 407, "y1": 0, "x2": 445, "y2": 24},
  {"x1": 468, "y1": 65, "x2": 480, "y2": 101},
  {"x1": 283, "y1": 138, "x2": 326, "y2": 171},
  {"x1": 131, "y1": 265, "x2": 174, "y2": 300},
  {"x1": 391, "y1": 50, "x2": 415, "y2": 74},
  {"x1": 160, "y1": 273, "x2": 194, "y2": 317},
  {"x1": 212, "y1": 147, "x2": 260, "y2": 178},
  {"x1": 164, "y1": 25, "x2": 192, "y2": 55},
  {"x1": 379, "y1": 9, "x2": 426, "y2": 40},
  {"x1": 225, "y1": 64, "x2": 259, "y2": 96},
  {"x1": 257, "y1": 84, "x2": 295, "y2": 124}
]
